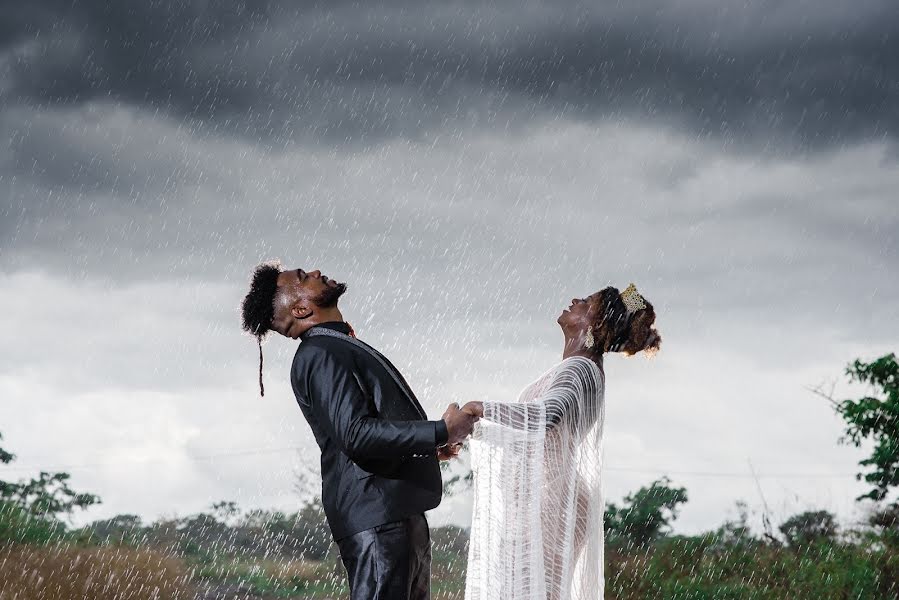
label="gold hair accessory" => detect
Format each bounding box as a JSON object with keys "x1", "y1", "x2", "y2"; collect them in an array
[{"x1": 620, "y1": 283, "x2": 646, "y2": 314}]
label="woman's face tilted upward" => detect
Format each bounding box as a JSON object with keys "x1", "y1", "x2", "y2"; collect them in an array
[
  {"x1": 557, "y1": 291, "x2": 601, "y2": 336},
  {"x1": 558, "y1": 285, "x2": 662, "y2": 356}
]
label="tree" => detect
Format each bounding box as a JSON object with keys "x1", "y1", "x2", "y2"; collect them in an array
[
  {"x1": 867, "y1": 502, "x2": 899, "y2": 547},
  {"x1": 831, "y1": 353, "x2": 899, "y2": 501},
  {"x1": 291, "y1": 498, "x2": 333, "y2": 560},
  {"x1": 604, "y1": 477, "x2": 688, "y2": 548},
  {"x1": 0, "y1": 433, "x2": 18, "y2": 500},
  {"x1": 779, "y1": 510, "x2": 837, "y2": 549},
  {"x1": 706, "y1": 500, "x2": 760, "y2": 552},
  {"x1": 210, "y1": 500, "x2": 240, "y2": 525},
  {"x1": 0, "y1": 432, "x2": 100, "y2": 522},
  {"x1": 1, "y1": 432, "x2": 100, "y2": 545},
  {"x1": 0, "y1": 435, "x2": 13, "y2": 466},
  {"x1": 5, "y1": 471, "x2": 101, "y2": 519},
  {"x1": 177, "y1": 512, "x2": 232, "y2": 557},
  {"x1": 79, "y1": 514, "x2": 145, "y2": 545}
]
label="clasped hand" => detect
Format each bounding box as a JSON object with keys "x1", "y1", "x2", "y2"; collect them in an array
[{"x1": 438, "y1": 401, "x2": 484, "y2": 461}]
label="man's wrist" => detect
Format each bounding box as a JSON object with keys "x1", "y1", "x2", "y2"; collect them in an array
[{"x1": 435, "y1": 418, "x2": 449, "y2": 446}]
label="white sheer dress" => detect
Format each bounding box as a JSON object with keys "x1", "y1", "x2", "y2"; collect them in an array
[{"x1": 466, "y1": 356, "x2": 606, "y2": 600}]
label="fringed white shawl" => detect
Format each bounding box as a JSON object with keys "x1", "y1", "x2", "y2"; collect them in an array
[{"x1": 466, "y1": 356, "x2": 606, "y2": 600}]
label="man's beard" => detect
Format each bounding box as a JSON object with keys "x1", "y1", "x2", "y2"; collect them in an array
[{"x1": 313, "y1": 282, "x2": 347, "y2": 308}]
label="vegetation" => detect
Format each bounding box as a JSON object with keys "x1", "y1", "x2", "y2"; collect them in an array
[
  {"x1": 605, "y1": 533, "x2": 899, "y2": 600},
  {"x1": 1, "y1": 432, "x2": 99, "y2": 546},
  {"x1": 2, "y1": 353, "x2": 898, "y2": 598},
  {"x1": 778, "y1": 510, "x2": 837, "y2": 549},
  {"x1": 831, "y1": 353, "x2": 899, "y2": 500},
  {"x1": 6, "y1": 480, "x2": 897, "y2": 599},
  {"x1": 0, "y1": 544, "x2": 193, "y2": 600},
  {"x1": 0, "y1": 435, "x2": 195, "y2": 600},
  {"x1": 605, "y1": 477, "x2": 689, "y2": 549}
]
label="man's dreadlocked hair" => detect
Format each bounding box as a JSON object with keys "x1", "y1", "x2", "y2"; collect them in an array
[{"x1": 241, "y1": 261, "x2": 283, "y2": 397}]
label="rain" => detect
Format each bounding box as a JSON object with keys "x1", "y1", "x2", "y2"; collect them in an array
[{"x1": 1, "y1": 0, "x2": 898, "y2": 598}]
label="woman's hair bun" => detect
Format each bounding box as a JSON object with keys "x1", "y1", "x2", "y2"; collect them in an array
[{"x1": 620, "y1": 302, "x2": 661, "y2": 356}]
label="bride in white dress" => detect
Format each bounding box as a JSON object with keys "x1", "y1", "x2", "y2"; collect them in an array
[{"x1": 462, "y1": 284, "x2": 661, "y2": 600}]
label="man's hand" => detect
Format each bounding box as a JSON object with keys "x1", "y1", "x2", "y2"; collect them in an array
[
  {"x1": 442, "y1": 402, "x2": 479, "y2": 445},
  {"x1": 437, "y1": 443, "x2": 463, "y2": 461}
]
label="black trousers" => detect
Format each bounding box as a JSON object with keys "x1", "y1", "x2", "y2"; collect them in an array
[{"x1": 336, "y1": 513, "x2": 431, "y2": 600}]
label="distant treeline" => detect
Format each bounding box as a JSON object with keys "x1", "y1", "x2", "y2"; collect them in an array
[
  {"x1": 2, "y1": 352, "x2": 898, "y2": 598},
  {"x1": 3, "y1": 480, "x2": 899, "y2": 599}
]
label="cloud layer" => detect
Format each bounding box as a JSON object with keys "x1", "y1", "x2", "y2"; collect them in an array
[
  {"x1": 1, "y1": 0, "x2": 897, "y2": 534},
  {"x1": 2, "y1": 0, "x2": 897, "y2": 147}
]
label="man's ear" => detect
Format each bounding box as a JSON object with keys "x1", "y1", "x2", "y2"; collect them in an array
[{"x1": 291, "y1": 300, "x2": 313, "y2": 320}]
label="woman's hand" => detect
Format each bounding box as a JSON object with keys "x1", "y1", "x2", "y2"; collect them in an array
[{"x1": 461, "y1": 401, "x2": 484, "y2": 418}]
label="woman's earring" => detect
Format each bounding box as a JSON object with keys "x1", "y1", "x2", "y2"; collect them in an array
[{"x1": 584, "y1": 329, "x2": 595, "y2": 349}]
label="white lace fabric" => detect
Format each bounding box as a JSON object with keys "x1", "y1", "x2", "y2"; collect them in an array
[{"x1": 466, "y1": 356, "x2": 606, "y2": 600}]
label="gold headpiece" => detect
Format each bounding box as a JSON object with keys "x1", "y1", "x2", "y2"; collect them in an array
[{"x1": 620, "y1": 283, "x2": 646, "y2": 314}]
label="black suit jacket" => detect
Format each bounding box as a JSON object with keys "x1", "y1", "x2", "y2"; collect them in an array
[{"x1": 290, "y1": 322, "x2": 445, "y2": 540}]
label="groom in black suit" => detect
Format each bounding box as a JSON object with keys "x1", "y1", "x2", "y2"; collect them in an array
[{"x1": 241, "y1": 263, "x2": 477, "y2": 600}]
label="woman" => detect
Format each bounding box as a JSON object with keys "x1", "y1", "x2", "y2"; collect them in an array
[{"x1": 462, "y1": 284, "x2": 661, "y2": 600}]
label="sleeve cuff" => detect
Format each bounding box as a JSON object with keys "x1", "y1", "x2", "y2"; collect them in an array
[{"x1": 434, "y1": 419, "x2": 449, "y2": 446}]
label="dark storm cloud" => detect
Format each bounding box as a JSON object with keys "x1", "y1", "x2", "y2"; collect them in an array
[
  {"x1": 1, "y1": 0, "x2": 897, "y2": 147},
  {"x1": 2, "y1": 1, "x2": 896, "y2": 536},
  {"x1": 2, "y1": 100, "x2": 896, "y2": 342}
]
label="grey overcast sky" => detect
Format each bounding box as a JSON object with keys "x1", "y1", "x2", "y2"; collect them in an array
[{"x1": 1, "y1": 0, "x2": 897, "y2": 534}]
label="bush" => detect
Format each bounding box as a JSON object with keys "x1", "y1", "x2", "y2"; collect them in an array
[
  {"x1": 0, "y1": 501, "x2": 65, "y2": 545},
  {"x1": 605, "y1": 477, "x2": 689, "y2": 549},
  {"x1": 604, "y1": 535, "x2": 896, "y2": 600},
  {"x1": 71, "y1": 514, "x2": 145, "y2": 547},
  {"x1": 431, "y1": 525, "x2": 469, "y2": 581},
  {"x1": 779, "y1": 510, "x2": 838, "y2": 549}
]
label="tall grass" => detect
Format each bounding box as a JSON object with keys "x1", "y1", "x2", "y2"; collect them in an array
[
  {"x1": 605, "y1": 535, "x2": 899, "y2": 600},
  {"x1": 0, "y1": 544, "x2": 195, "y2": 600},
  {"x1": 189, "y1": 553, "x2": 345, "y2": 598}
]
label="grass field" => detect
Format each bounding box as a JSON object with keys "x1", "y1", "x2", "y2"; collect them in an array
[{"x1": 3, "y1": 535, "x2": 899, "y2": 600}]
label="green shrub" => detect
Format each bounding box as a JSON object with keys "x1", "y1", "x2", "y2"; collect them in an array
[{"x1": 0, "y1": 500, "x2": 66, "y2": 545}]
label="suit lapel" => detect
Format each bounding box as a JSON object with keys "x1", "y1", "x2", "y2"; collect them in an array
[{"x1": 305, "y1": 327, "x2": 427, "y2": 419}]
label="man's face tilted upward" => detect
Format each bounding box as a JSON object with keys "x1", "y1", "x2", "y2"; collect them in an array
[{"x1": 272, "y1": 268, "x2": 347, "y2": 338}]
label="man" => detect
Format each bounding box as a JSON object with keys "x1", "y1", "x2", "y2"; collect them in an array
[{"x1": 240, "y1": 262, "x2": 477, "y2": 600}]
